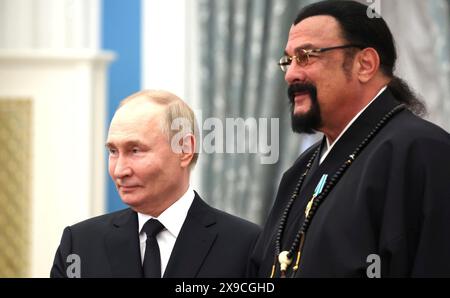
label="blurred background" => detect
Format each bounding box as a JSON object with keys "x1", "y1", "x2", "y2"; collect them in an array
[{"x1": 0, "y1": 0, "x2": 448, "y2": 277}]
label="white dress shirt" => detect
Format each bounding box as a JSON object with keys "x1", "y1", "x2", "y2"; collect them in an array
[
  {"x1": 137, "y1": 185, "x2": 195, "y2": 277},
  {"x1": 320, "y1": 86, "x2": 387, "y2": 164}
]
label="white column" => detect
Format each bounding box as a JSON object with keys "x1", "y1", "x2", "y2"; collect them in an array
[
  {"x1": 0, "y1": 0, "x2": 112, "y2": 277},
  {"x1": 142, "y1": 0, "x2": 187, "y2": 96}
]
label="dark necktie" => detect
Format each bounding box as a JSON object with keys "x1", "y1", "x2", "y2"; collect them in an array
[{"x1": 141, "y1": 219, "x2": 165, "y2": 278}]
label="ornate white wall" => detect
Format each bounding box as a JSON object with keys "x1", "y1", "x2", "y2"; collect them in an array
[{"x1": 0, "y1": 0, "x2": 113, "y2": 277}]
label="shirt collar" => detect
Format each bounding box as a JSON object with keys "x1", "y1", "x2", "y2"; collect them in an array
[
  {"x1": 137, "y1": 185, "x2": 195, "y2": 238},
  {"x1": 321, "y1": 86, "x2": 387, "y2": 163}
]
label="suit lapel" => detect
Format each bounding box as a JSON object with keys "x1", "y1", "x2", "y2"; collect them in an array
[
  {"x1": 163, "y1": 194, "x2": 217, "y2": 277},
  {"x1": 104, "y1": 209, "x2": 143, "y2": 277}
]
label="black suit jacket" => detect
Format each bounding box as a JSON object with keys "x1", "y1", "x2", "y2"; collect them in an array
[{"x1": 51, "y1": 193, "x2": 260, "y2": 278}]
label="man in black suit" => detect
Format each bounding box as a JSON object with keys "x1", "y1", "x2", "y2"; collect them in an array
[
  {"x1": 249, "y1": 1, "x2": 450, "y2": 278},
  {"x1": 51, "y1": 90, "x2": 260, "y2": 278}
]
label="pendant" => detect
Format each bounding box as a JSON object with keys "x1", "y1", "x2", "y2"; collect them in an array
[
  {"x1": 305, "y1": 197, "x2": 314, "y2": 217},
  {"x1": 278, "y1": 251, "x2": 293, "y2": 273},
  {"x1": 305, "y1": 175, "x2": 328, "y2": 217}
]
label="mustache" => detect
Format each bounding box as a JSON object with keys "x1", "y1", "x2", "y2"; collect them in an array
[{"x1": 288, "y1": 83, "x2": 317, "y2": 103}]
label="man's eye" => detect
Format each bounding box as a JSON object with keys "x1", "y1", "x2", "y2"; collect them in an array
[
  {"x1": 132, "y1": 148, "x2": 140, "y2": 154},
  {"x1": 108, "y1": 148, "x2": 117, "y2": 155}
]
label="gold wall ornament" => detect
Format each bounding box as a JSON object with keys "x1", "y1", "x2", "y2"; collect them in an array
[{"x1": 0, "y1": 98, "x2": 32, "y2": 277}]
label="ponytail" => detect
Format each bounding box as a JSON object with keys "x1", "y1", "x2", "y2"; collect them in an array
[{"x1": 388, "y1": 76, "x2": 427, "y2": 117}]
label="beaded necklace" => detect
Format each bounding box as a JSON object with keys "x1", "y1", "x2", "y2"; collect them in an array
[{"x1": 271, "y1": 104, "x2": 405, "y2": 278}]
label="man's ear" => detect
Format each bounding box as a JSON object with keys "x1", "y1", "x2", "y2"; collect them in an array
[
  {"x1": 179, "y1": 134, "x2": 195, "y2": 168},
  {"x1": 356, "y1": 48, "x2": 380, "y2": 83}
]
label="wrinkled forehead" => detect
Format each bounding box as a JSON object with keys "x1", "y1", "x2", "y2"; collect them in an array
[{"x1": 286, "y1": 15, "x2": 344, "y2": 51}]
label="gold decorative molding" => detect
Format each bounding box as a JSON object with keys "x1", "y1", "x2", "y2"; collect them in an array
[{"x1": 0, "y1": 98, "x2": 32, "y2": 277}]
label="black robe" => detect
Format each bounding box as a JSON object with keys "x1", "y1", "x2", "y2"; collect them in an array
[{"x1": 249, "y1": 89, "x2": 450, "y2": 278}]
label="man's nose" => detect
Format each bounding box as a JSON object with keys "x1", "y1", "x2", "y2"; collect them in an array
[
  {"x1": 285, "y1": 62, "x2": 307, "y2": 85},
  {"x1": 113, "y1": 155, "x2": 132, "y2": 179}
]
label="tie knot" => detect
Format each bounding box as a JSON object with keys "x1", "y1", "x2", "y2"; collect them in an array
[{"x1": 142, "y1": 219, "x2": 165, "y2": 238}]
